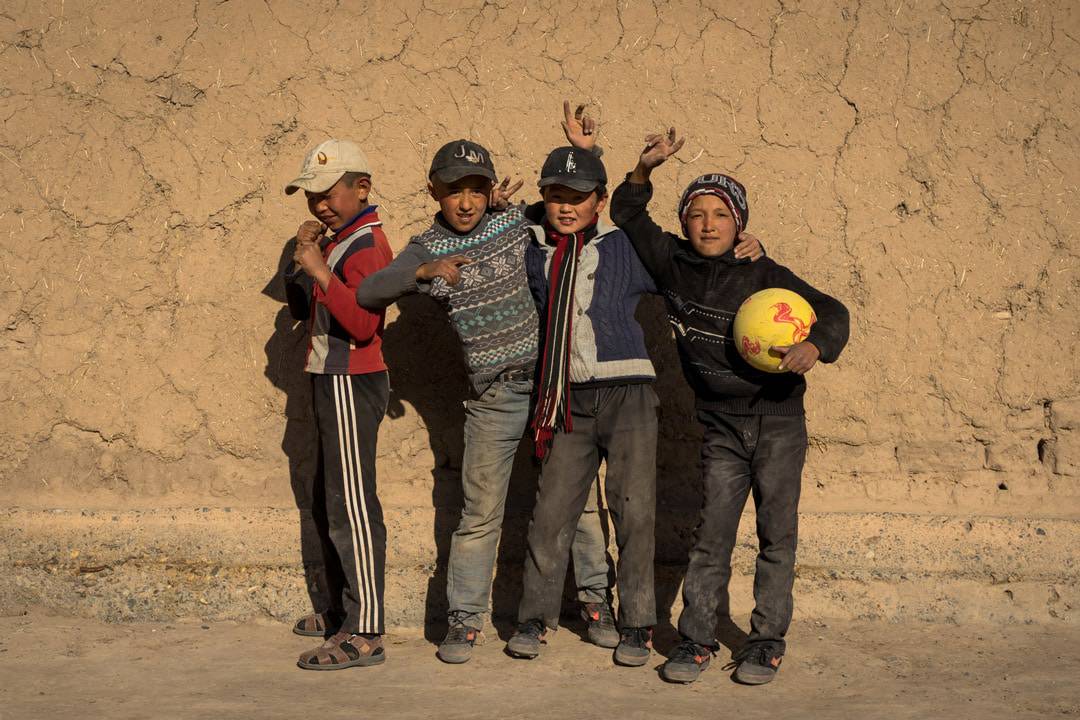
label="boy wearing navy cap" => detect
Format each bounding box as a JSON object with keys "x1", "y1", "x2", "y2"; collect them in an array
[
  {"x1": 506, "y1": 127, "x2": 764, "y2": 666},
  {"x1": 609, "y1": 129, "x2": 850, "y2": 685}
]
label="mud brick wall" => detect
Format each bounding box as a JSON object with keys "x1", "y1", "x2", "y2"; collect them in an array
[{"x1": 2, "y1": 0, "x2": 1078, "y2": 518}]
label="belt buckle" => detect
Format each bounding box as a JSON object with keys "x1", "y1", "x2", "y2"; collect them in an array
[{"x1": 503, "y1": 367, "x2": 530, "y2": 382}]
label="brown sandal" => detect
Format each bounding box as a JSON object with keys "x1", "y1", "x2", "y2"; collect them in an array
[
  {"x1": 292, "y1": 613, "x2": 329, "y2": 637},
  {"x1": 297, "y1": 631, "x2": 385, "y2": 670}
]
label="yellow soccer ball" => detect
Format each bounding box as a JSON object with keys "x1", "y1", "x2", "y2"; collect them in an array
[{"x1": 733, "y1": 288, "x2": 816, "y2": 373}]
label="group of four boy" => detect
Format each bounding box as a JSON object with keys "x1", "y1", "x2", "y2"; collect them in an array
[{"x1": 281, "y1": 102, "x2": 849, "y2": 685}]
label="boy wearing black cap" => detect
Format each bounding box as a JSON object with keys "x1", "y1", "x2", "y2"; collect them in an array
[
  {"x1": 281, "y1": 139, "x2": 395, "y2": 670},
  {"x1": 609, "y1": 130, "x2": 850, "y2": 685},
  {"x1": 505, "y1": 127, "x2": 764, "y2": 665},
  {"x1": 356, "y1": 116, "x2": 617, "y2": 664}
]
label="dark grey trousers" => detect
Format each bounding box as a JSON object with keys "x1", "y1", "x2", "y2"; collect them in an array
[
  {"x1": 677, "y1": 411, "x2": 807, "y2": 655},
  {"x1": 308, "y1": 372, "x2": 389, "y2": 635},
  {"x1": 517, "y1": 383, "x2": 658, "y2": 630}
]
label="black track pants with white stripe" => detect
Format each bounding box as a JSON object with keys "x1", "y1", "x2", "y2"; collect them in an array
[{"x1": 311, "y1": 371, "x2": 389, "y2": 635}]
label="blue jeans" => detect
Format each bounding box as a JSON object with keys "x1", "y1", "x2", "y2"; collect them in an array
[{"x1": 446, "y1": 379, "x2": 611, "y2": 629}]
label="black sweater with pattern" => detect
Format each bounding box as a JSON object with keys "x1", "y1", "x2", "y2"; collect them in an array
[{"x1": 610, "y1": 178, "x2": 850, "y2": 415}]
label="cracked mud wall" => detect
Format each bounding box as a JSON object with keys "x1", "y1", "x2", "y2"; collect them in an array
[{"x1": 1, "y1": 0, "x2": 1078, "y2": 522}]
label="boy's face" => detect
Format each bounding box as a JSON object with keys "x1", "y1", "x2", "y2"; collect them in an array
[
  {"x1": 685, "y1": 194, "x2": 737, "y2": 257},
  {"x1": 429, "y1": 175, "x2": 492, "y2": 233},
  {"x1": 306, "y1": 175, "x2": 371, "y2": 230},
  {"x1": 541, "y1": 184, "x2": 606, "y2": 234}
]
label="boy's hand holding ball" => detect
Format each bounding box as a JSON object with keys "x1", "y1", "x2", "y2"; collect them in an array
[{"x1": 774, "y1": 341, "x2": 820, "y2": 375}]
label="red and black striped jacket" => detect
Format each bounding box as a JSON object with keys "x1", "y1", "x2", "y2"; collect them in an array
[{"x1": 285, "y1": 207, "x2": 392, "y2": 375}]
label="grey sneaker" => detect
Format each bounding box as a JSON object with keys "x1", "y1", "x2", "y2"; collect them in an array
[
  {"x1": 661, "y1": 640, "x2": 714, "y2": 683},
  {"x1": 506, "y1": 619, "x2": 547, "y2": 659},
  {"x1": 732, "y1": 644, "x2": 783, "y2": 685},
  {"x1": 581, "y1": 602, "x2": 619, "y2": 649},
  {"x1": 437, "y1": 611, "x2": 481, "y2": 664},
  {"x1": 613, "y1": 627, "x2": 652, "y2": 666}
]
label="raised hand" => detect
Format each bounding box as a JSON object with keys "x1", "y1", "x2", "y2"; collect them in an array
[
  {"x1": 639, "y1": 127, "x2": 685, "y2": 170},
  {"x1": 561, "y1": 100, "x2": 598, "y2": 151},
  {"x1": 294, "y1": 236, "x2": 330, "y2": 283},
  {"x1": 296, "y1": 220, "x2": 327, "y2": 246},
  {"x1": 416, "y1": 255, "x2": 472, "y2": 286},
  {"x1": 490, "y1": 176, "x2": 525, "y2": 210}
]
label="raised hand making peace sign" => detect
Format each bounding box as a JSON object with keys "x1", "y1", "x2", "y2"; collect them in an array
[{"x1": 561, "y1": 100, "x2": 598, "y2": 151}]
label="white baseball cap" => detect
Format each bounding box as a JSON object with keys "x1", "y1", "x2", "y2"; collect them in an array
[{"x1": 284, "y1": 139, "x2": 371, "y2": 195}]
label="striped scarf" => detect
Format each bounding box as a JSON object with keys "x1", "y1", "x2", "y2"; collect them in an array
[{"x1": 532, "y1": 219, "x2": 596, "y2": 459}]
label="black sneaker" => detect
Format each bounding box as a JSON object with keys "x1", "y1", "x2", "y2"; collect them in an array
[
  {"x1": 661, "y1": 640, "x2": 714, "y2": 683},
  {"x1": 581, "y1": 602, "x2": 619, "y2": 649},
  {"x1": 506, "y1": 619, "x2": 547, "y2": 659},
  {"x1": 613, "y1": 626, "x2": 652, "y2": 666},
  {"x1": 732, "y1": 644, "x2": 783, "y2": 685},
  {"x1": 437, "y1": 610, "x2": 481, "y2": 664}
]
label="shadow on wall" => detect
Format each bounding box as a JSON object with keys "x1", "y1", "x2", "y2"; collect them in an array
[
  {"x1": 260, "y1": 249, "x2": 725, "y2": 646},
  {"x1": 637, "y1": 294, "x2": 695, "y2": 650},
  {"x1": 261, "y1": 237, "x2": 335, "y2": 617}
]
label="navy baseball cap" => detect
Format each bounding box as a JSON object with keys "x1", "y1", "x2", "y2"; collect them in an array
[
  {"x1": 538, "y1": 146, "x2": 607, "y2": 193},
  {"x1": 429, "y1": 140, "x2": 497, "y2": 184}
]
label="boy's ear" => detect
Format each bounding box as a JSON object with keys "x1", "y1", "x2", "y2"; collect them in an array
[
  {"x1": 595, "y1": 193, "x2": 608, "y2": 215},
  {"x1": 354, "y1": 175, "x2": 372, "y2": 201},
  {"x1": 427, "y1": 180, "x2": 438, "y2": 201}
]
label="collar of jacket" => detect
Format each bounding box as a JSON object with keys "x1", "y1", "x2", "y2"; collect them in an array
[
  {"x1": 538, "y1": 217, "x2": 619, "y2": 248},
  {"x1": 672, "y1": 237, "x2": 753, "y2": 267}
]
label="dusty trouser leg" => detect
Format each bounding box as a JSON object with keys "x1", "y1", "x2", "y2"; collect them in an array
[
  {"x1": 677, "y1": 411, "x2": 754, "y2": 648},
  {"x1": 745, "y1": 413, "x2": 807, "y2": 655},
  {"x1": 517, "y1": 390, "x2": 600, "y2": 629},
  {"x1": 301, "y1": 436, "x2": 346, "y2": 625},
  {"x1": 446, "y1": 380, "x2": 532, "y2": 630},
  {"x1": 315, "y1": 372, "x2": 390, "y2": 635},
  {"x1": 572, "y1": 477, "x2": 613, "y2": 604},
  {"x1": 595, "y1": 384, "x2": 659, "y2": 629}
]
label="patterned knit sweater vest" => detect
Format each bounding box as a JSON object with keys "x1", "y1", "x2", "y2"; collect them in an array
[{"x1": 419, "y1": 205, "x2": 539, "y2": 391}]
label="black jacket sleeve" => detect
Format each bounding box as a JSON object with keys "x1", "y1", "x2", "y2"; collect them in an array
[
  {"x1": 765, "y1": 261, "x2": 850, "y2": 364},
  {"x1": 609, "y1": 177, "x2": 678, "y2": 287},
  {"x1": 284, "y1": 262, "x2": 313, "y2": 321}
]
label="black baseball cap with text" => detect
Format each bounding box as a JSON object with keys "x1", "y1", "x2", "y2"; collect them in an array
[
  {"x1": 429, "y1": 140, "x2": 497, "y2": 184},
  {"x1": 538, "y1": 146, "x2": 607, "y2": 193}
]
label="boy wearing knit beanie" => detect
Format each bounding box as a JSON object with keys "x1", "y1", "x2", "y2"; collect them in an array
[{"x1": 609, "y1": 129, "x2": 850, "y2": 685}]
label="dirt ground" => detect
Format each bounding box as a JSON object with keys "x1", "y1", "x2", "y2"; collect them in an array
[{"x1": 2, "y1": 610, "x2": 1077, "y2": 720}]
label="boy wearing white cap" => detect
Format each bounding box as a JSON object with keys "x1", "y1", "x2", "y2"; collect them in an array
[{"x1": 282, "y1": 139, "x2": 395, "y2": 670}]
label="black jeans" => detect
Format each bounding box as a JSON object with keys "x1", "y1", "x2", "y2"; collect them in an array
[
  {"x1": 517, "y1": 384, "x2": 658, "y2": 630},
  {"x1": 678, "y1": 410, "x2": 807, "y2": 655}
]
